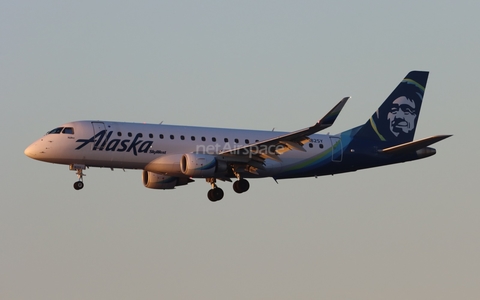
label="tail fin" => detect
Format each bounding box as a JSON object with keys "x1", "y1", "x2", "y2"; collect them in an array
[{"x1": 354, "y1": 71, "x2": 429, "y2": 146}]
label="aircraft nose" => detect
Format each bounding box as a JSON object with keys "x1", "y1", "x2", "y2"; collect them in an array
[
  {"x1": 24, "y1": 138, "x2": 53, "y2": 162},
  {"x1": 24, "y1": 144, "x2": 34, "y2": 158},
  {"x1": 24, "y1": 142, "x2": 38, "y2": 159}
]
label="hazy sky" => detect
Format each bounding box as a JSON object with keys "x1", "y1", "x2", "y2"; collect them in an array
[{"x1": 1, "y1": 1, "x2": 479, "y2": 299}]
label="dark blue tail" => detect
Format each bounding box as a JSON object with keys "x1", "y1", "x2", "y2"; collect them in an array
[{"x1": 354, "y1": 71, "x2": 429, "y2": 146}]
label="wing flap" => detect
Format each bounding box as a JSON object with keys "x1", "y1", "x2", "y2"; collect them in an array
[{"x1": 280, "y1": 140, "x2": 307, "y2": 152}]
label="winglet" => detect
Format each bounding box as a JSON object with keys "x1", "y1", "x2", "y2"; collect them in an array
[{"x1": 314, "y1": 96, "x2": 350, "y2": 132}]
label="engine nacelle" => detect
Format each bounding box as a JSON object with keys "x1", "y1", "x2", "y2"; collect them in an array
[
  {"x1": 142, "y1": 170, "x2": 192, "y2": 189},
  {"x1": 144, "y1": 154, "x2": 183, "y2": 174},
  {"x1": 180, "y1": 153, "x2": 227, "y2": 177}
]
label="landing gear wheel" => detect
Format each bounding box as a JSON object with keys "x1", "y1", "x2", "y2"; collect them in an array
[
  {"x1": 233, "y1": 179, "x2": 250, "y2": 193},
  {"x1": 208, "y1": 189, "x2": 214, "y2": 201},
  {"x1": 208, "y1": 187, "x2": 224, "y2": 202},
  {"x1": 71, "y1": 165, "x2": 86, "y2": 190},
  {"x1": 213, "y1": 187, "x2": 224, "y2": 200},
  {"x1": 73, "y1": 181, "x2": 84, "y2": 190}
]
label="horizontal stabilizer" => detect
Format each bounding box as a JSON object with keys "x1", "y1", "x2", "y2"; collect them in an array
[{"x1": 379, "y1": 135, "x2": 452, "y2": 154}]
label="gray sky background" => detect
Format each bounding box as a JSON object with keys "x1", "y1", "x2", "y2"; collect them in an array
[{"x1": 1, "y1": 1, "x2": 478, "y2": 299}]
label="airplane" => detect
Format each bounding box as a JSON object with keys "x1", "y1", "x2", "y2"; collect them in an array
[{"x1": 24, "y1": 71, "x2": 451, "y2": 201}]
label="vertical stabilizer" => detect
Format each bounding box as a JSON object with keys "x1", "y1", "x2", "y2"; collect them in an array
[{"x1": 354, "y1": 71, "x2": 429, "y2": 146}]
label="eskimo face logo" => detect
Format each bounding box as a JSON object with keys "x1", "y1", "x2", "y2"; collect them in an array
[{"x1": 387, "y1": 96, "x2": 417, "y2": 137}]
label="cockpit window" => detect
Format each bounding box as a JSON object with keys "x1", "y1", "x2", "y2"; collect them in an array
[
  {"x1": 62, "y1": 127, "x2": 74, "y2": 134},
  {"x1": 46, "y1": 127, "x2": 63, "y2": 134}
]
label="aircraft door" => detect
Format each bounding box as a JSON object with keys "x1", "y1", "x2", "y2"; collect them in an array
[
  {"x1": 91, "y1": 122, "x2": 106, "y2": 150},
  {"x1": 329, "y1": 136, "x2": 343, "y2": 162}
]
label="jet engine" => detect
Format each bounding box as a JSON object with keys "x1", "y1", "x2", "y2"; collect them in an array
[
  {"x1": 142, "y1": 170, "x2": 192, "y2": 189},
  {"x1": 180, "y1": 153, "x2": 227, "y2": 177}
]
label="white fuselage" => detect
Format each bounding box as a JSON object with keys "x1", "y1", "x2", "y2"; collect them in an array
[{"x1": 25, "y1": 120, "x2": 338, "y2": 179}]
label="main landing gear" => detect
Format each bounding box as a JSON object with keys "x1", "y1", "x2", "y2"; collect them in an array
[
  {"x1": 206, "y1": 178, "x2": 224, "y2": 202},
  {"x1": 206, "y1": 177, "x2": 250, "y2": 202},
  {"x1": 70, "y1": 164, "x2": 86, "y2": 190},
  {"x1": 233, "y1": 179, "x2": 250, "y2": 194}
]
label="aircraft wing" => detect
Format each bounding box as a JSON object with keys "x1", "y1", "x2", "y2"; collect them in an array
[{"x1": 219, "y1": 97, "x2": 350, "y2": 165}]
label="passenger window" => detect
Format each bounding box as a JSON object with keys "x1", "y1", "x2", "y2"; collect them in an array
[
  {"x1": 160, "y1": 134, "x2": 164, "y2": 139},
  {"x1": 245, "y1": 139, "x2": 249, "y2": 144},
  {"x1": 319, "y1": 144, "x2": 324, "y2": 149},
  {"x1": 309, "y1": 143, "x2": 313, "y2": 148},
  {"x1": 62, "y1": 127, "x2": 74, "y2": 134},
  {"x1": 224, "y1": 138, "x2": 229, "y2": 143},
  {"x1": 170, "y1": 135, "x2": 174, "y2": 140},
  {"x1": 201, "y1": 137, "x2": 206, "y2": 141},
  {"x1": 212, "y1": 137, "x2": 216, "y2": 142},
  {"x1": 117, "y1": 132, "x2": 122, "y2": 137},
  {"x1": 181, "y1": 135, "x2": 185, "y2": 140},
  {"x1": 191, "y1": 136, "x2": 195, "y2": 141},
  {"x1": 128, "y1": 132, "x2": 132, "y2": 137},
  {"x1": 138, "y1": 133, "x2": 143, "y2": 138},
  {"x1": 149, "y1": 133, "x2": 153, "y2": 138},
  {"x1": 234, "y1": 138, "x2": 239, "y2": 143}
]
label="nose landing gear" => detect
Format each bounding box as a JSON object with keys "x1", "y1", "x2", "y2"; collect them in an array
[
  {"x1": 73, "y1": 180, "x2": 84, "y2": 190},
  {"x1": 70, "y1": 164, "x2": 86, "y2": 190}
]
